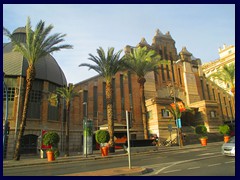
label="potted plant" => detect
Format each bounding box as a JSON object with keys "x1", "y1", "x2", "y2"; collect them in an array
[
  {"x1": 195, "y1": 125, "x2": 208, "y2": 146},
  {"x1": 43, "y1": 132, "x2": 60, "y2": 161},
  {"x1": 219, "y1": 124, "x2": 231, "y2": 143},
  {"x1": 95, "y1": 130, "x2": 110, "y2": 157}
]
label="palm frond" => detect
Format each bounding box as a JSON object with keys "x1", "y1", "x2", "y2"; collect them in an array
[
  {"x1": 79, "y1": 47, "x2": 123, "y2": 81},
  {"x1": 4, "y1": 16, "x2": 73, "y2": 65}
]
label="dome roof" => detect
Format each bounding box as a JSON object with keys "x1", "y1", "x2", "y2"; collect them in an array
[
  {"x1": 13, "y1": 27, "x2": 26, "y2": 34},
  {"x1": 3, "y1": 40, "x2": 67, "y2": 86}
]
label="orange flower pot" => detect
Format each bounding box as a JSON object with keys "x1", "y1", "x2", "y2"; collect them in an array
[
  {"x1": 101, "y1": 146, "x2": 109, "y2": 157},
  {"x1": 224, "y1": 135, "x2": 230, "y2": 143},
  {"x1": 46, "y1": 151, "x2": 55, "y2": 161},
  {"x1": 200, "y1": 138, "x2": 207, "y2": 146}
]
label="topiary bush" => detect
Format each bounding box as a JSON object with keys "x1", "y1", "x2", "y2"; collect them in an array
[
  {"x1": 95, "y1": 130, "x2": 110, "y2": 145},
  {"x1": 219, "y1": 124, "x2": 230, "y2": 136},
  {"x1": 195, "y1": 125, "x2": 208, "y2": 138},
  {"x1": 43, "y1": 132, "x2": 60, "y2": 147}
]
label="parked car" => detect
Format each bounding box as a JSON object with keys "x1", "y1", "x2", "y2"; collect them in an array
[{"x1": 221, "y1": 136, "x2": 235, "y2": 157}]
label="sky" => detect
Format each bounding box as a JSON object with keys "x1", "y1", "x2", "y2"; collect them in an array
[{"x1": 3, "y1": 4, "x2": 235, "y2": 84}]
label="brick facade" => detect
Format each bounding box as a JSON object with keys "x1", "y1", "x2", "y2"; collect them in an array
[{"x1": 4, "y1": 30, "x2": 235, "y2": 158}]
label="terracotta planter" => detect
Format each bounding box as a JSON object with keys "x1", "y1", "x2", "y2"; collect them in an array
[
  {"x1": 101, "y1": 146, "x2": 109, "y2": 157},
  {"x1": 46, "y1": 151, "x2": 55, "y2": 161},
  {"x1": 224, "y1": 135, "x2": 230, "y2": 143},
  {"x1": 199, "y1": 138, "x2": 207, "y2": 146}
]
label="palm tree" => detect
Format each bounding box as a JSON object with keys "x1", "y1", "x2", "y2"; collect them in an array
[
  {"x1": 3, "y1": 17, "x2": 73, "y2": 160},
  {"x1": 209, "y1": 63, "x2": 235, "y2": 97},
  {"x1": 79, "y1": 47, "x2": 123, "y2": 152},
  {"x1": 123, "y1": 46, "x2": 160, "y2": 139},
  {"x1": 54, "y1": 83, "x2": 77, "y2": 157}
]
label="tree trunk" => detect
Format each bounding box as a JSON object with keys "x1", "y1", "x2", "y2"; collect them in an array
[
  {"x1": 64, "y1": 102, "x2": 70, "y2": 156},
  {"x1": 106, "y1": 81, "x2": 115, "y2": 152},
  {"x1": 138, "y1": 77, "x2": 148, "y2": 139},
  {"x1": 13, "y1": 65, "x2": 35, "y2": 160},
  {"x1": 231, "y1": 87, "x2": 235, "y2": 98}
]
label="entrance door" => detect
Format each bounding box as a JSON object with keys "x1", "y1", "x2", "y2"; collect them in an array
[{"x1": 21, "y1": 134, "x2": 38, "y2": 154}]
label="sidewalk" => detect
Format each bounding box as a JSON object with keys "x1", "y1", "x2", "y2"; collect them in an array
[{"x1": 3, "y1": 141, "x2": 223, "y2": 176}]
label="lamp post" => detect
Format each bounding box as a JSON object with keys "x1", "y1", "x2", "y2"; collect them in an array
[
  {"x1": 83, "y1": 102, "x2": 88, "y2": 157},
  {"x1": 170, "y1": 59, "x2": 183, "y2": 148}
]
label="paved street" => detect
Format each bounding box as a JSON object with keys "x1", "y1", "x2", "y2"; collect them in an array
[
  {"x1": 3, "y1": 142, "x2": 235, "y2": 176},
  {"x1": 143, "y1": 152, "x2": 235, "y2": 176}
]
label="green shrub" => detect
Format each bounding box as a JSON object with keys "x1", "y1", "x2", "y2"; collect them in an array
[
  {"x1": 43, "y1": 132, "x2": 60, "y2": 147},
  {"x1": 219, "y1": 124, "x2": 230, "y2": 135},
  {"x1": 95, "y1": 130, "x2": 110, "y2": 144},
  {"x1": 195, "y1": 125, "x2": 207, "y2": 138}
]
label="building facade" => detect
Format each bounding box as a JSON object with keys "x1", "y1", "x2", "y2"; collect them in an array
[
  {"x1": 202, "y1": 44, "x2": 235, "y2": 96},
  {"x1": 74, "y1": 29, "x2": 235, "y2": 143},
  {"x1": 3, "y1": 27, "x2": 76, "y2": 158},
  {"x1": 3, "y1": 28, "x2": 235, "y2": 158}
]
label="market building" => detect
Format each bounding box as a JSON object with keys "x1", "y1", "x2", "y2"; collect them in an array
[
  {"x1": 74, "y1": 29, "x2": 235, "y2": 144},
  {"x1": 3, "y1": 28, "x2": 235, "y2": 158},
  {"x1": 3, "y1": 27, "x2": 75, "y2": 158}
]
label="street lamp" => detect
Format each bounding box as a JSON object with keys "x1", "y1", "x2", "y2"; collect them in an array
[{"x1": 170, "y1": 59, "x2": 183, "y2": 148}]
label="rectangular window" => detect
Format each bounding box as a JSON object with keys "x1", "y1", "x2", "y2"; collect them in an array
[
  {"x1": 171, "y1": 60, "x2": 175, "y2": 82},
  {"x1": 3, "y1": 78, "x2": 17, "y2": 101},
  {"x1": 166, "y1": 65, "x2": 170, "y2": 80},
  {"x1": 27, "y1": 80, "x2": 43, "y2": 119},
  {"x1": 212, "y1": 89, "x2": 216, "y2": 100},
  {"x1": 210, "y1": 111, "x2": 216, "y2": 118},
  {"x1": 224, "y1": 97, "x2": 229, "y2": 119},
  {"x1": 49, "y1": 83, "x2": 57, "y2": 92},
  {"x1": 161, "y1": 109, "x2": 170, "y2": 117},
  {"x1": 93, "y1": 86, "x2": 98, "y2": 118},
  {"x1": 161, "y1": 64, "x2": 165, "y2": 81},
  {"x1": 48, "y1": 105, "x2": 58, "y2": 121},
  {"x1": 178, "y1": 68, "x2": 182, "y2": 85},
  {"x1": 128, "y1": 72, "x2": 134, "y2": 119},
  {"x1": 3, "y1": 78, "x2": 17, "y2": 119},
  {"x1": 206, "y1": 84, "x2": 211, "y2": 100},
  {"x1": 48, "y1": 83, "x2": 59, "y2": 121},
  {"x1": 120, "y1": 74, "x2": 125, "y2": 119},
  {"x1": 112, "y1": 78, "x2": 117, "y2": 119},
  {"x1": 103, "y1": 82, "x2": 107, "y2": 119},
  {"x1": 218, "y1": 93, "x2": 224, "y2": 119},
  {"x1": 200, "y1": 79, "x2": 205, "y2": 100}
]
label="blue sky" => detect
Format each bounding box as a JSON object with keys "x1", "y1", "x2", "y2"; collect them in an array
[{"x1": 3, "y1": 4, "x2": 235, "y2": 84}]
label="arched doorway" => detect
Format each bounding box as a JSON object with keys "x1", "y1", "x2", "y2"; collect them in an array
[{"x1": 21, "y1": 134, "x2": 38, "y2": 154}]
